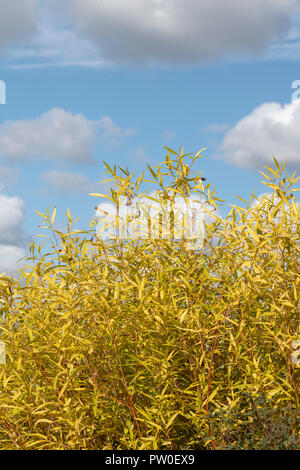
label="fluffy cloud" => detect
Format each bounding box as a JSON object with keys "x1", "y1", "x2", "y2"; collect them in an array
[
  {"x1": 0, "y1": 245, "x2": 26, "y2": 276},
  {"x1": 0, "y1": 108, "x2": 94, "y2": 163},
  {"x1": 42, "y1": 169, "x2": 110, "y2": 196},
  {"x1": 216, "y1": 99, "x2": 300, "y2": 170},
  {"x1": 98, "y1": 116, "x2": 135, "y2": 147},
  {"x1": 67, "y1": 0, "x2": 296, "y2": 65},
  {"x1": 0, "y1": 0, "x2": 37, "y2": 52},
  {"x1": 0, "y1": 194, "x2": 27, "y2": 275},
  {"x1": 6, "y1": 1, "x2": 109, "y2": 69},
  {"x1": 267, "y1": 3, "x2": 300, "y2": 60},
  {"x1": 130, "y1": 147, "x2": 152, "y2": 163},
  {"x1": 0, "y1": 195, "x2": 25, "y2": 245},
  {"x1": 0, "y1": 108, "x2": 134, "y2": 163},
  {"x1": 2, "y1": 0, "x2": 297, "y2": 68}
]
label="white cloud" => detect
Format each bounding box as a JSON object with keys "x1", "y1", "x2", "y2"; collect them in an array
[
  {"x1": 0, "y1": 195, "x2": 25, "y2": 245},
  {"x1": 42, "y1": 169, "x2": 110, "y2": 195},
  {"x1": 5, "y1": 0, "x2": 111, "y2": 69},
  {"x1": 215, "y1": 99, "x2": 300, "y2": 170},
  {"x1": 266, "y1": 3, "x2": 300, "y2": 60},
  {"x1": 0, "y1": 194, "x2": 27, "y2": 275},
  {"x1": 0, "y1": 245, "x2": 26, "y2": 276},
  {"x1": 0, "y1": 0, "x2": 37, "y2": 52},
  {"x1": 0, "y1": 108, "x2": 94, "y2": 163},
  {"x1": 42, "y1": 170, "x2": 92, "y2": 195},
  {"x1": 67, "y1": 0, "x2": 297, "y2": 66},
  {"x1": 1, "y1": 0, "x2": 298, "y2": 68},
  {"x1": 0, "y1": 108, "x2": 134, "y2": 163},
  {"x1": 130, "y1": 147, "x2": 152, "y2": 163},
  {"x1": 98, "y1": 116, "x2": 135, "y2": 147}
]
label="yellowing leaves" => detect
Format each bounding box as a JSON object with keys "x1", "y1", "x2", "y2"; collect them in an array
[
  {"x1": 0, "y1": 148, "x2": 298, "y2": 450},
  {"x1": 58, "y1": 379, "x2": 71, "y2": 400},
  {"x1": 34, "y1": 419, "x2": 54, "y2": 427}
]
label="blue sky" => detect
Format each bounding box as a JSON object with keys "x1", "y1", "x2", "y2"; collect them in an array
[{"x1": 0, "y1": 0, "x2": 300, "y2": 275}]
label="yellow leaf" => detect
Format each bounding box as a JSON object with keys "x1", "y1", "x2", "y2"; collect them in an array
[
  {"x1": 58, "y1": 380, "x2": 70, "y2": 400},
  {"x1": 166, "y1": 411, "x2": 181, "y2": 429},
  {"x1": 35, "y1": 419, "x2": 54, "y2": 427},
  {"x1": 88, "y1": 193, "x2": 113, "y2": 201},
  {"x1": 27, "y1": 328, "x2": 34, "y2": 342},
  {"x1": 34, "y1": 210, "x2": 48, "y2": 219},
  {"x1": 164, "y1": 147, "x2": 177, "y2": 155},
  {"x1": 50, "y1": 206, "x2": 56, "y2": 225},
  {"x1": 267, "y1": 387, "x2": 282, "y2": 399}
]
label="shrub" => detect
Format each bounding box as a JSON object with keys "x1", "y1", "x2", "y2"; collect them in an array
[{"x1": 0, "y1": 148, "x2": 299, "y2": 449}]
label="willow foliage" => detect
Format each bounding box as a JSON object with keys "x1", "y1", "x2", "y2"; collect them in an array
[{"x1": 0, "y1": 148, "x2": 299, "y2": 449}]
